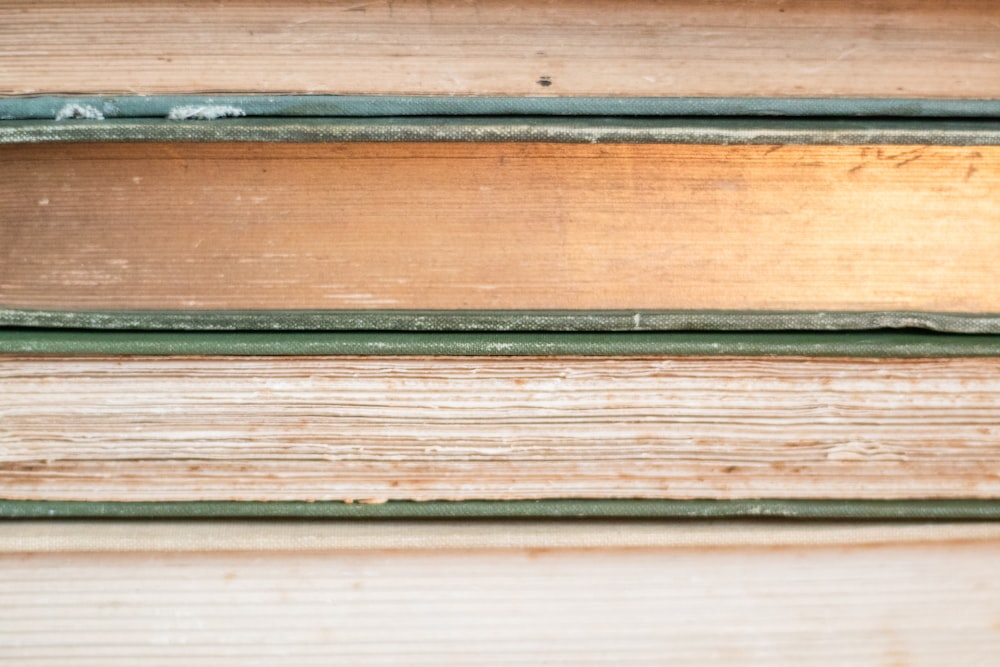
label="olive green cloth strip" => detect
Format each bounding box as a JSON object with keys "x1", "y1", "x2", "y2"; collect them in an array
[
  {"x1": 3, "y1": 329, "x2": 1000, "y2": 357},
  {"x1": 3, "y1": 499, "x2": 999, "y2": 520},
  {"x1": 6, "y1": 309, "x2": 1000, "y2": 334},
  {"x1": 5, "y1": 117, "x2": 1000, "y2": 145},
  {"x1": 5, "y1": 95, "x2": 1000, "y2": 120}
]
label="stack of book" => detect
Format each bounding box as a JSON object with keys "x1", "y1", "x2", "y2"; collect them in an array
[{"x1": 3, "y1": 1, "x2": 1000, "y2": 662}]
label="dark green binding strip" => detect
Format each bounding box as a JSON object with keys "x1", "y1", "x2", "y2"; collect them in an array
[
  {"x1": 5, "y1": 309, "x2": 1000, "y2": 334},
  {"x1": 3, "y1": 499, "x2": 999, "y2": 520},
  {"x1": 5, "y1": 117, "x2": 1000, "y2": 145},
  {"x1": 4, "y1": 330, "x2": 1000, "y2": 356},
  {"x1": 5, "y1": 95, "x2": 1000, "y2": 120}
]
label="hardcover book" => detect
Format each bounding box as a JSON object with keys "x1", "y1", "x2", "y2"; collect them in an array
[
  {"x1": 3, "y1": 520, "x2": 1000, "y2": 665},
  {"x1": 3, "y1": 0, "x2": 999, "y2": 111},
  {"x1": 3, "y1": 331, "x2": 1000, "y2": 508},
  {"x1": 2, "y1": 117, "x2": 1000, "y2": 332}
]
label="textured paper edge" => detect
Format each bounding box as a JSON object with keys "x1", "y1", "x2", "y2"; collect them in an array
[{"x1": 4, "y1": 519, "x2": 1000, "y2": 552}]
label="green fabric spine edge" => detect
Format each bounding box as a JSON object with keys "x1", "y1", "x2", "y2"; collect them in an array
[
  {"x1": 5, "y1": 94, "x2": 1000, "y2": 120},
  {"x1": 5, "y1": 117, "x2": 1000, "y2": 145},
  {"x1": 5, "y1": 309, "x2": 1000, "y2": 334},
  {"x1": 3, "y1": 499, "x2": 1000, "y2": 520},
  {"x1": 4, "y1": 330, "x2": 1000, "y2": 357}
]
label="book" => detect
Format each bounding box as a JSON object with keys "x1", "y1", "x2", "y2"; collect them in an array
[
  {"x1": 3, "y1": 331, "x2": 1000, "y2": 505},
  {"x1": 2, "y1": 0, "x2": 1000, "y2": 114},
  {"x1": 3, "y1": 519, "x2": 1000, "y2": 665},
  {"x1": 2, "y1": 118, "x2": 1000, "y2": 331}
]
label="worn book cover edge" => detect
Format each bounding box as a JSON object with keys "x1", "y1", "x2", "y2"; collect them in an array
[
  {"x1": 5, "y1": 117, "x2": 1000, "y2": 145},
  {"x1": 3, "y1": 330, "x2": 1000, "y2": 356},
  {"x1": 5, "y1": 310, "x2": 1000, "y2": 334},
  {"x1": 3, "y1": 499, "x2": 1000, "y2": 520},
  {"x1": 5, "y1": 95, "x2": 1000, "y2": 121}
]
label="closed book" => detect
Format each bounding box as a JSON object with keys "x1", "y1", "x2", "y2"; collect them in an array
[
  {"x1": 3, "y1": 519, "x2": 1000, "y2": 665},
  {"x1": 3, "y1": 330, "x2": 1000, "y2": 514},
  {"x1": 2, "y1": 117, "x2": 1000, "y2": 332},
  {"x1": 3, "y1": 0, "x2": 1000, "y2": 114}
]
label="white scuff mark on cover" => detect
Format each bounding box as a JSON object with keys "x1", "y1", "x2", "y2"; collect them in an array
[
  {"x1": 54, "y1": 103, "x2": 104, "y2": 120},
  {"x1": 167, "y1": 105, "x2": 246, "y2": 120}
]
